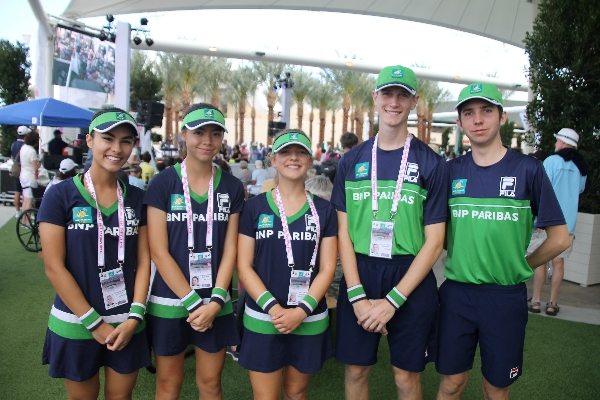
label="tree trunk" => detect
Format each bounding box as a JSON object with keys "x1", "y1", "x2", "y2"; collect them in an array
[
  {"x1": 239, "y1": 97, "x2": 246, "y2": 144},
  {"x1": 331, "y1": 112, "x2": 336, "y2": 146},
  {"x1": 416, "y1": 100, "x2": 427, "y2": 141},
  {"x1": 368, "y1": 106, "x2": 375, "y2": 140},
  {"x1": 309, "y1": 109, "x2": 314, "y2": 143},
  {"x1": 164, "y1": 96, "x2": 173, "y2": 145},
  {"x1": 297, "y1": 102, "x2": 304, "y2": 129},
  {"x1": 251, "y1": 106, "x2": 256, "y2": 144},
  {"x1": 318, "y1": 107, "x2": 326, "y2": 147},
  {"x1": 211, "y1": 88, "x2": 220, "y2": 109},
  {"x1": 355, "y1": 108, "x2": 364, "y2": 139},
  {"x1": 342, "y1": 95, "x2": 350, "y2": 133}
]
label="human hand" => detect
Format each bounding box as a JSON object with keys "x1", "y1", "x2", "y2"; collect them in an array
[
  {"x1": 272, "y1": 307, "x2": 306, "y2": 334},
  {"x1": 357, "y1": 299, "x2": 394, "y2": 335},
  {"x1": 91, "y1": 322, "x2": 115, "y2": 345},
  {"x1": 187, "y1": 303, "x2": 220, "y2": 332},
  {"x1": 105, "y1": 319, "x2": 138, "y2": 351}
]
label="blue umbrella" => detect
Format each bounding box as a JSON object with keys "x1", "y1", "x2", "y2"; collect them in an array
[{"x1": 0, "y1": 98, "x2": 93, "y2": 128}]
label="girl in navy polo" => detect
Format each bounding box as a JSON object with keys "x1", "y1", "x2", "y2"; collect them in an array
[{"x1": 38, "y1": 108, "x2": 151, "y2": 398}]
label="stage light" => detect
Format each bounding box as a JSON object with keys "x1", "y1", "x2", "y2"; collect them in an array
[
  {"x1": 140, "y1": 18, "x2": 148, "y2": 26},
  {"x1": 106, "y1": 14, "x2": 114, "y2": 23},
  {"x1": 98, "y1": 31, "x2": 107, "y2": 41},
  {"x1": 145, "y1": 37, "x2": 154, "y2": 46},
  {"x1": 133, "y1": 36, "x2": 142, "y2": 45}
]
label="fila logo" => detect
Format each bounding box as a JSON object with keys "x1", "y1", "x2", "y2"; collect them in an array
[
  {"x1": 305, "y1": 214, "x2": 317, "y2": 232},
  {"x1": 509, "y1": 366, "x2": 519, "y2": 379},
  {"x1": 217, "y1": 193, "x2": 230, "y2": 213},
  {"x1": 404, "y1": 162, "x2": 419, "y2": 183},
  {"x1": 499, "y1": 176, "x2": 516, "y2": 197}
]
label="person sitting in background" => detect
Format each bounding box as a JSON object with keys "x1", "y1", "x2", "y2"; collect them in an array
[
  {"x1": 139, "y1": 152, "x2": 155, "y2": 184},
  {"x1": 237, "y1": 160, "x2": 252, "y2": 185},
  {"x1": 44, "y1": 158, "x2": 79, "y2": 194},
  {"x1": 48, "y1": 129, "x2": 69, "y2": 156},
  {"x1": 340, "y1": 132, "x2": 359, "y2": 156},
  {"x1": 127, "y1": 164, "x2": 146, "y2": 190},
  {"x1": 247, "y1": 160, "x2": 269, "y2": 196}
]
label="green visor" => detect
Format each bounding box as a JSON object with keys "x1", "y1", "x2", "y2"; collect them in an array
[
  {"x1": 272, "y1": 131, "x2": 312, "y2": 155},
  {"x1": 456, "y1": 82, "x2": 504, "y2": 109},
  {"x1": 89, "y1": 111, "x2": 138, "y2": 136},
  {"x1": 183, "y1": 108, "x2": 227, "y2": 132}
]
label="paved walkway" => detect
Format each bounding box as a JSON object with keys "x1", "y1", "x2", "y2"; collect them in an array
[{"x1": 3, "y1": 204, "x2": 598, "y2": 325}]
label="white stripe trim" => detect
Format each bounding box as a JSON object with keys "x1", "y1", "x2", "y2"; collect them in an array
[
  {"x1": 245, "y1": 306, "x2": 328, "y2": 322},
  {"x1": 51, "y1": 305, "x2": 127, "y2": 324},
  {"x1": 449, "y1": 203, "x2": 531, "y2": 210},
  {"x1": 148, "y1": 294, "x2": 230, "y2": 307}
]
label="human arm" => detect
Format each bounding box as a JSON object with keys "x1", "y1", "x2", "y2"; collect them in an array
[
  {"x1": 106, "y1": 225, "x2": 151, "y2": 351},
  {"x1": 526, "y1": 224, "x2": 570, "y2": 269},
  {"x1": 188, "y1": 213, "x2": 240, "y2": 331},
  {"x1": 357, "y1": 222, "x2": 445, "y2": 332},
  {"x1": 40, "y1": 222, "x2": 114, "y2": 344}
]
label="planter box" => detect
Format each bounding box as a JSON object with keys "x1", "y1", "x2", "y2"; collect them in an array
[{"x1": 564, "y1": 212, "x2": 600, "y2": 287}]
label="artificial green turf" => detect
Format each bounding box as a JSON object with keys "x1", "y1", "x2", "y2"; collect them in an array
[{"x1": 1, "y1": 218, "x2": 599, "y2": 399}]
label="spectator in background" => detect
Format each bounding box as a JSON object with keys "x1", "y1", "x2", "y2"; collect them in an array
[
  {"x1": 44, "y1": 158, "x2": 79, "y2": 194},
  {"x1": 127, "y1": 164, "x2": 146, "y2": 190},
  {"x1": 237, "y1": 160, "x2": 252, "y2": 185},
  {"x1": 340, "y1": 132, "x2": 359, "y2": 156},
  {"x1": 248, "y1": 160, "x2": 269, "y2": 196},
  {"x1": 139, "y1": 152, "x2": 155, "y2": 184},
  {"x1": 48, "y1": 129, "x2": 70, "y2": 156},
  {"x1": 529, "y1": 128, "x2": 588, "y2": 316},
  {"x1": 10, "y1": 126, "x2": 29, "y2": 218},
  {"x1": 19, "y1": 130, "x2": 41, "y2": 213}
]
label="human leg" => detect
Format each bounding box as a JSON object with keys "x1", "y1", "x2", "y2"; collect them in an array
[
  {"x1": 436, "y1": 373, "x2": 468, "y2": 400},
  {"x1": 547, "y1": 257, "x2": 564, "y2": 315},
  {"x1": 282, "y1": 366, "x2": 311, "y2": 400},
  {"x1": 64, "y1": 373, "x2": 100, "y2": 400},
  {"x1": 392, "y1": 367, "x2": 422, "y2": 400},
  {"x1": 482, "y1": 378, "x2": 510, "y2": 400},
  {"x1": 104, "y1": 367, "x2": 138, "y2": 400},
  {"x1": 248, "y1": 369, "x2": 283, "y2": 400},
  {"x1": 154, "y1": 353, "x2": 185, "y2": 400},
  {"x1": 529, "y1": 265, "x2": 545, "y2": 312},
  {"x1": 345, "y1": 364, "x2": 370, "y2": 400},
  {"x1": 195, "y1": 346, "x2": 225, "y2": 400}
]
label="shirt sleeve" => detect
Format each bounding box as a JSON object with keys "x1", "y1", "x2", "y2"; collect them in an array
[
  {"x1": 423, "y1": 155, "x2": 449, "y2": 226},
  {"x1": 144, "y1": 170, "x2": 169, "y2": 212},
  {"x1": 331, "y1": 155, "x2": 348, "y2": 212},
  {"x1": 321, "y1": 201, "x2": 338, "y2": 238},
  {"x1": 238, "y1": 197, "x2": 257, "y2": 238},
  {"x1": 230, "y1": 177, "x2": 245, "y2": 214},
  {"x1": 532, "y1": 162, "x2": 566, "y2": 228},
  {"x1": 37, "y1": 183, "x2": 68, "y2": 226}
]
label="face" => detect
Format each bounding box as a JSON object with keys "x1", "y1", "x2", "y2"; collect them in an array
[
  {"x1": 457, "y1": 99, "x2": 507, "y2": 148},
  {"x1": 86, "y1": 125, "x2": 135, "y2": 174},
  {"x1": 183, "y1": 124, "x2": 224, "y2": 163},
  {"x1": 554, "y1": 138, "x2": 571, "y2": 152},
  {"x1": 372, "y1": 86, "x2": 418, "y2": 129},
  {"x1": 271, "y1": 144, "x2": 313, "y2": 181}
]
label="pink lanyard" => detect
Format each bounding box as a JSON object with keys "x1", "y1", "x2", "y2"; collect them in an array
[
  {"x1": 273, "y1": 187, "x2": 321, "y2": 270},
  {"x1": 180, "y1": 159, "x2": 214, "y2": 252},
  {"x1": 83, "y1": 171, "x2": 125, "y2": 270},
  {"x1": 371, "y1": 133, "x2": 413, "y2": 220}
]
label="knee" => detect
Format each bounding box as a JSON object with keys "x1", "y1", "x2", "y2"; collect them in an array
[
  {"x1": 196, "y1": 374, "x2": 222, "y2": 397},
  {"x1": 345, "y1": 365, "x2": 369, "y2": 383},
  {"x1": 393, "y1": 369, "x2": 420, "y2": 393},
  {"x1": 156, "y1": 375, "x2": 183, "y2": 399},
  {"x1": 439, "y1": 374, "x2": 468, "y2": 396},
  {"x1": 283, "y1": 387, "x2": 308, "y2": 400}
]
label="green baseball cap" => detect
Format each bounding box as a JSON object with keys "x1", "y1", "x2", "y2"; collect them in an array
[
  {"x1": 375, "y1": 65, "x2": 418, "y2": 95},
  {"x1": 456, "y1": 82, "x2": 504, "y2": 109},
  {"x1": 89, "y1": 109, "x2": 138, "y2": 136},
  {"x1": 272, "y1": 130, "x2": 312, "y2": 156},
  {"x1": 183, "y1": 106, "x2": 227, "y2": 131}
]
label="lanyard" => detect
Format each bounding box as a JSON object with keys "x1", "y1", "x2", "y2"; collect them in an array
[
  {"x1": 371, "y1": 133, "x2": 413, "y2": 220},
  {"x1": 273, "y1": 187, "x2": 321, "y2": 270},
  {"x1": 180, "y1": 159, "x2": 214, "y2": 253},
  {"x1": 83, "y1": 171, "x2": 125, "y2": 270}
]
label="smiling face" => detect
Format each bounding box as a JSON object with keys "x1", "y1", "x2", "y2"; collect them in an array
[
  {"x1": 183, "y1": 124, "x2": 224, "y2": 163},
  {"x1": 457, "y1": 99, "x2": 507, "y2": 148},
  {"x1": 373, "y1": 86, "x2": 418, "y2": 130},
  {"x1": 86, "y1": 125, "x2": 135, "y2": 174},
  {"x1": 272, "y1": 144, "x2": 313, "y2": 182}
]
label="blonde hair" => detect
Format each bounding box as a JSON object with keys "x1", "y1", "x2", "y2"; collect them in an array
[{"x1": 305, "y1": 175, "x2": 333, "y2": 201}]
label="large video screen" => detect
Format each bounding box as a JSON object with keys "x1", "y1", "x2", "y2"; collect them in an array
[{"x1": 52, "y1": 26, "x2": 115, "y2": 94}]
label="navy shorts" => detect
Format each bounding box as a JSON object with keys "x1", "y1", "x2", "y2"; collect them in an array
[
  {"x1": 435, "y1": 280, "x2": 528, "y2": 388},
  {"x1": 335, "y1": 254, "x2": 438, "y2": 372},
  {"x1": 239, "y1": 328, "x2": 332, "y2": 374},
  {"x1": 147, "y1": 314, "x2": 239, "y2": 356},
  {"x1": 14, "y1": 176, "x2": 22, "y2": 192},
  {"x1": 42, "y1": 329, "x2": 151, "y2": 381}
]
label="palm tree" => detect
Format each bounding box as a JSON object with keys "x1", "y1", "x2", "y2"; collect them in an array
[
  {"x1": 307, "y1": 80, "x2": 337, "y2": 148},
  {"x1": 350, "y1": 74, "x2": 375, "y2": 141},
  {"x1": 290, "y1": 68, "x2": 316, "y2": 129},
  {"x1": 198, "y1": 57, "x2": 231, "y2": 109},
  {"x1": 322, "y1": 68, "x2": 362, "y2": 134},
  {"x1": 227, "y1": 66, "x2": 260, "y2": 144},
  {"x1": 157, "y1": 53, "x2": 180, "y2": 142},
  {"x1": 416, "y1": 79, "x2": 451, "y2": 144},
  {"x1": 253, "y1": 61, "x2": 289, "y2": 142}
]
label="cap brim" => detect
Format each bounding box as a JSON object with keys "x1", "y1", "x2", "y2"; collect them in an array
[
  {"x1": 274, "y1": 141, "x2": 312, "y2": 156},
  {"x1": 184, "y1": 120, "x2": 228, "y2": 132},
  {"x1": 375, "y1": 83, "x2": 416, "y2": 96},
  {"x1": 93, "y1": 120, "x2": 139, "y2": 136},
  {"x1": 553, "y1": 133, "x2": 578, "y2": 147},
  {"x1": 455, "y1": 96, "x2": 503, "y2": 109}
]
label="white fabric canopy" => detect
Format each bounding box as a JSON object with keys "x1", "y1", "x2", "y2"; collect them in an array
[{"x1": 62, "y1": 0, "x2": 534, "y2": 48}]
